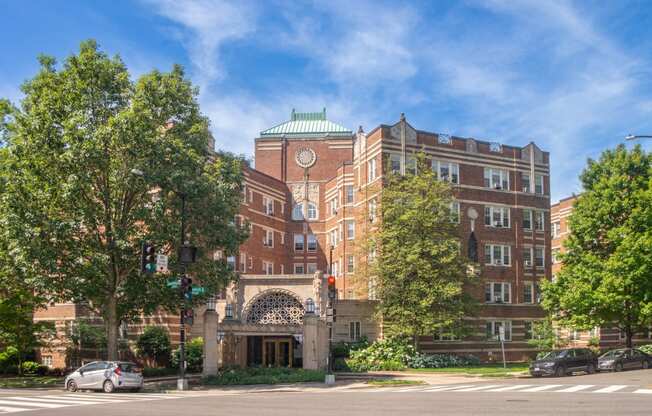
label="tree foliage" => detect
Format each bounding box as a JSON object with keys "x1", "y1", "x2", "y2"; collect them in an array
[
  {"x1": 371, "y1": 155, "x2": 477, "y2": 345},
  {"x1": 542, "y1": 145, "x2": 652, "y2": 347},
  {"x1": 136, "y1": 326, "x2": 171, "y2": 367},
  {"x1": 0, "y1": 40, "x2": 248, "y2": 360}
]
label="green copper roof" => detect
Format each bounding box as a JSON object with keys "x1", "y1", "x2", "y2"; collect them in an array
[{"x1": 260, "y1": 108, "x2": 352, "y2": 138}]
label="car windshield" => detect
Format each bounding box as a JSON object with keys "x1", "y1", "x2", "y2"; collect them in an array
[
  {"x1": 600, "y1": 350, "x2": 625, "y2": 359},
  {"x1": 540, "y1": 350, "x2": 568, "y2": 359}
]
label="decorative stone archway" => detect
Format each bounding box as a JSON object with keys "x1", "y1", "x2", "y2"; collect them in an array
[{"x1": 243, "y1": 289, "x2": 305, "y2": 325}]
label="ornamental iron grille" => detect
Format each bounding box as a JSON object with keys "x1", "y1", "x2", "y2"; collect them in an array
[{"x1": 245, "y1": 290, "x2": 305, "y2": 325}]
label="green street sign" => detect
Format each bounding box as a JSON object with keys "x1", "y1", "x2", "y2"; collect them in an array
[{"x1": 191, "y1": 287, "x2": 205, "y2": 296}]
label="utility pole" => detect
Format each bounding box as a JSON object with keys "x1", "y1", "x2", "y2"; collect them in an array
[{"x1": 178, "y1": 193, "x2": 188, "y2": 391}]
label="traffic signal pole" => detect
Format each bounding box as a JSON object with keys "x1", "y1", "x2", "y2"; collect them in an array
[
  {"x1": 178, "y1": 194, "x2": 188, "y2": 391},
  {"x1": 326, "y1": 246, "x2": 335, "y2": 385}
]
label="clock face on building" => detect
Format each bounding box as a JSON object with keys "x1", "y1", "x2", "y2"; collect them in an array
[{"x1": 295, "y1": 147, "x2": 317, "y2": 168}]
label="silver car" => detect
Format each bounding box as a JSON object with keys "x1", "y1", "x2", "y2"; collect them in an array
[{"x1": 65, "y1": 361, "x2": 143, "y2": 393}]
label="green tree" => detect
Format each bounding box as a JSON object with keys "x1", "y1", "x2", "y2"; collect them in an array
[
  {"x1": 136, "y1": 326, "x2": 171, "y2": 367},
  {"x1": 542, "y1": 145, "x2": 652, "y2": 348},
  {"x1": 0, "y1": 40, "x2": 248, "y2": 360},
  {"x1": 371, "y1": 155, "x2": 477, "y2": 347},
  {"x1": 526, "y1": 318, "x2": 558, "y2": 352}
]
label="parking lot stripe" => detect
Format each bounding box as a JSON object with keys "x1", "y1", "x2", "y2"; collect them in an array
[
  {"x1": 519, "y1": 384, "x2": 563, "y2": 392},
  {"x1": 593, "y1": 385, "x2": 628, "y2": 393},
  {"x1": 555, "y1": 385, "x2": 594, "y2": 393},
  {"x1": 633, "y1": 389, "x2": 652, "y2": 394},
  {"x1": 487, "y1": 385, "x2": 534, "y2": 392},
  {"x1": 451, "y1": 385, "x2": 501, "y2": 392}
]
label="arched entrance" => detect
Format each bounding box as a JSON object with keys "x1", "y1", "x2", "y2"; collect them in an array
[{"x1": 242, "y1": 290, "x2": 305, "y2": 367}]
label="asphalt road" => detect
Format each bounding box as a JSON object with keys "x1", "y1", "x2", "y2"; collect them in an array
[{"x1": 0, "y1": 369, "x2": 651, "y2": 416}]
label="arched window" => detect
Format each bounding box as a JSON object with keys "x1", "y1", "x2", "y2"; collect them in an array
[
  {"x1": 307, "y1": 202, "x2": 318, "y2": 220},
  {"x1": 292, "y1": 203, "x2": 304, "y2": 221}
]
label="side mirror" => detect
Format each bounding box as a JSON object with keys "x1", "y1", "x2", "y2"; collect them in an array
[{"x1": 79, "y1": 370, "x2": 84, "y2": 376}]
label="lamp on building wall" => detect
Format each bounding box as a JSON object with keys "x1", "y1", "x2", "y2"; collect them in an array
[
  {"x1": 225, "y1": 303, "x2": 234, "y2": 319},
  {"x1": 206, "y1": 296, "x2": 216, "y2": 311},
  {"x1": 305, "y1": 298, "x2": 315, "y2": 314},
  {"x1": 217, "y1": 330, "x2": 225, "y2": 343}
]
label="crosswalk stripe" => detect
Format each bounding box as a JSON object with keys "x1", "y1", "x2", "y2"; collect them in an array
[
  {"x1": 0, "y1": 399, "x2": 67, "y2": 408},
  {"x1": 633, "y1": 389, "x2": 652, "y2": 394},
  {"x1": 63, "y1": 394, "x2": 147, "y2": 401},
  {"x1": 0, "y1": 405, "x2": 31, "y2": 412},
  {"x1": 593, "y1": 385, "x2": 628, "y2": 393},
  {"x1": 17, "y1": 396, "x2": 111, "y2": 405},
  {"x1": 422, "y1": 385, "x2": 472, "y2": 392},
  {"x1": 395, "y1": 387, "x2": 430, "y2": 393},
  {"x1": 555, "y1": 385, "x2": 594, "y2": 393},
  {"x1": 519, "y1": 384, "x2": 563, "y2": 392},
  {"x1": 451, "y1": 385, "x2": 500, "y2": 392},
  {"x1": 487, "y1": 385, "x2": 534, "y2": 392}
]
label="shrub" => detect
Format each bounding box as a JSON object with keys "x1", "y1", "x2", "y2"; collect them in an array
[
  {"x1": 21, "y1": 361, "x2": 42, "y2": 375},
  {"x1": 332, "y1": 338, "x2": 369, "y2": 358},
  {"x1": 407, "y1": 353, "x2": 480, "y2": 369},
  {"x1": 0, "y1": 346, "x2": 18, "y2": 375},
  {"x1": 136, "y1": 326, "x2": 171, "y2": 367},
  {"x1": 171, "y1": 337, "x2": 203, "y2": 373},
  {"x1": 142, "y1": 367, "x2": 178, "y2": 378},
  {"x1": 638, "y1": 344, "x2": 652, "y2": 355},
  {"x1": 203, "y1": 367, "x2": 325, "y2": 386}
]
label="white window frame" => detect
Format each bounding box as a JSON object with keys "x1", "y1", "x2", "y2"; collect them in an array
[
  {"x1": 329, "y1": 198, "x2": 338, "y2": 216},
  {"x1": 293, "y1": 263, "x2": 305, "y2": 274},
  {"x1": 346, "y1": 221, "x2": 355, "y2": 240},
  {"x1": 239, "y1": 252, "x2": 246, "y2": 272},
  {"x1": 307, "y1": 263, "x2": 317, "y2": 274},
  {"x1": 263, "y1": 229, "x2": 274, "y2": 248},
  {"x1": 484, "y1": 206, "x2": 510, "y2": 228},
  {"x1": 485, "y1": 282, "x2": 511, "y2": 303},
  {"x1": 523, "y1": 247, "x2": 533, "y2": 268},
  {"x1": 485, "y1": 244, "x2": 511, "y2": 266},
  {"x1": 347, "y1": 255, "x2": 354, "y2": 273},
  {"x1": 389, "y1": 154, "x2": 401, "y2": 174},
  {"x1": 292, "y1": 203, "x2": 304, "y2": 221},
  {"x1": 483, "y1": 167, "x2": 509, "y2": 190},
  {"x1": 523, "y1": 209, "x2": 533, "y2": 230},
  {"x1": 533, "y1": 210, "x2": 544, "y2": 231},
  {"x1": 307, "y1": 202, "x2": 318, "y2": 220},
  {"x1": 263, "y1": 196, "x2": 274, "y2": 215},
  {"x1": 486, "y1": 320, "x2": 512, "y2": 341},
  {"x1": 307, "y1": 234, "x2": 317, "y2": 252},
  {"x1": 263, "y1": 261, "x2": 273, "y2": 275},
  {"x1": 450, "y1": 201, "x2": 460, "y2": 223},
  {"x1": 369, "y1": 198, "x2": 377, "y2": 223},
  {"x1": 227, "y1": 255, "x2": 236, "y2": 270},
  {"x1": 294, "y1": 233, "x2": 304, "y2": 251},
  {"x1": 552, "y1": 221, "x2": 561, "y2": 238},
  {"x1": 535, "y1": 174, "x2": 544, "y2": 195},
  {"x1": 522, "y1": 173, "x2": 531, "y2": 193},
  {"x1": 368, "y1": 158, "x2": 377, "y2": 182},
  {"x1": 534, "y1": 246, "x2": 544, "y2": 268},
  {"x1": 349, "y1": 321, "x2": 361, "y2": 341},
  {"x1": 432, "y1": 159, "x2": 459, "y2": 184},
  {"x1": 345, "y1": 185, "x2": 354, "y2": 204},
  {"x1": 329, "y1": 229, "x2": 338, "y2": 247},
  {"x1": 523, "y1": 282, "x2": 534, "y2": 304}
]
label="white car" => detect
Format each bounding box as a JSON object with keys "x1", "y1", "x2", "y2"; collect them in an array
[{"x1": 65, "y1": 361, "x2": 143, "y2": 393}]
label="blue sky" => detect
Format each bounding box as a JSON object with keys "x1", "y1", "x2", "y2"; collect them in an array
[{"x1": 2, "y1": 0, "x2": 652, "y2": 202}]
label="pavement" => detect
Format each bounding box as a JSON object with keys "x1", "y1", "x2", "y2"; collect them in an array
[{"x1": 0, "y1": 369, "x2": 651, "y2": 415}]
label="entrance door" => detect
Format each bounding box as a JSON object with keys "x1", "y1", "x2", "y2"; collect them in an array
[{"x1": 262, "y1": 338, "x2": 293, "y2": 367}]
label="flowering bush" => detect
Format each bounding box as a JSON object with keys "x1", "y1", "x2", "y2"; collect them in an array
[{"x1": 407, "y1": 353, "x2": 480, "y2": 369}]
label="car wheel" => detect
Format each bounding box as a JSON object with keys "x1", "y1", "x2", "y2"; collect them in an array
[
  {"x1": 586, "y1": 364, "x2": 596, "y2": 374},
  {"x1": 103, "y1": 380, "x2": 115, "y2": 393},
  {"x1": 615, "y1": 363, "x2": 623, "y2": 372},
  {"x1": 67, "y1": 380, "x2": 78, "y2": 392},
  {"x1": 642, "y1": 361, "x2": 649, "y2": 369},
  {"x1": 555, "y1": 365, "x2": 566, "y2": 377}
]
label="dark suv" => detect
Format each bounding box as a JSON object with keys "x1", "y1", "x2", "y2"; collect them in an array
[{"x1": 529, "y1": 348, "x2": 598, "y2": 377}]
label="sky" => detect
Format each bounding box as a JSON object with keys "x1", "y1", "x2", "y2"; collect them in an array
[{"x1": 2, "y1": 0, "x2": 652, "y2": 202}]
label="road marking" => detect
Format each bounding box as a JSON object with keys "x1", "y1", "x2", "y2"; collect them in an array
[
  {"x1": 555, "y1": 385, "x2": 595, "y2": 393},
  {"x1": 487, "y1": 385, "x2": 534, "y2": 392},
  {"x1": 15, "y1": 396, "x2": 115, "y2": 405},
  {"x1": 0, "y1": 399, "x2": 67, "y2": 408},
  {"x1": 451, "y1": 385, "x2": 501, "y2": 392},
  {"x1": 394, "y1": 387, "x2": 431, "y2": 393},
  {"x1": 0, "y1": 405, "x2": 31, "y2": 412},
  {"x1": 422, "y1": 385, "x2": 473, "y2": 392},
  {"x1": 593, "y1": 385, "x2": 628, "y2": 393},
  {"x1": 519, "y1": 384, "x2": 563, "y2": 392},
  {"x1": 633, "y1": 389, "x2": 652, "y2": 394}
]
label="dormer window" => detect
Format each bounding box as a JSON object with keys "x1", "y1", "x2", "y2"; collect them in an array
[
  {"x1": 438, "y1": 133, "x2": 451, "y2": 145},
  {"x1": 490, "y1": 142, "x2": 502, "y2": 152}
]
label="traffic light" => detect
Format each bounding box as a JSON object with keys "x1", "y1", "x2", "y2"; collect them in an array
[
  {"x1": 180, "y1": 275, "x2": 193, "y2": 301},
  {"x1": 183, "y1": 309, "x2": 194, "y2": 326},
  {"x1": 141, "y1": 242, "x2": 156, "y2": 274},
  {"x1": 327, "y1": 275, "x2": 336, "y2": 300}
]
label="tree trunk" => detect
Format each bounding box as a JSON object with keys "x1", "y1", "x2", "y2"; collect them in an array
[
  {"x1": 626, "y1": 325, "x2": 633, "y2": 349},
  {"x1": 106, "y1": 296, "x2": 119, "y2": 360}
]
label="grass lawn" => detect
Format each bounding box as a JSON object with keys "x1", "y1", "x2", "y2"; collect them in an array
[
  {"x1": 0, "y1": 376, "x2": 64, "y2": 389},
  {"x1": 366, "y1": 379, "x2": 425, "y2": 387},
  {"x1": 407, "y1": 364, "x2": 529, "y2": 377}
]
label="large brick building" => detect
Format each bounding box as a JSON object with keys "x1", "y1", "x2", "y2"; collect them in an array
[{"x1": 36, "y1": 110, "x2": 553, "y2": 368}]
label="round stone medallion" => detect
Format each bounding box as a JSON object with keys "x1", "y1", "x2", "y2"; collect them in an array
[{"x1": 295, "y1": 147, "x2": 317, "y2": 168}]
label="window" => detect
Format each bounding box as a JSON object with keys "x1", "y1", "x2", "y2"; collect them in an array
[
  {"x1": 523, "y1": 248, "x2": 533, "y2": 268},
  {"x1": 369, "y1": 199, "x2": 377, "y2": 223},
  {"x1": 524, "y1": 321, "x2": 534, "y2": 339},
  {"x1": 534, "y1": 246, "x2": 544, "y2": 268},
  {"x1": 489, "y1": 142, "x2": 502, "y2": 152},
  {"x1": 307, "y1": 234, "x2": 317, "y2": 251},
  {"x1": 535, "y1": 282, "x2": 542, "y2": 303},
  {"x1": 294, "y1": 263, "x2": 305, "y2": 274},
  {"x1": 349, "y1": 321, "x2": 361, "y2": 341},
  {"x1": 241, "y1": 184, "x2": 248, "y2": 203},
  {"x1": 433, "y1": 329, "x2": 458, "y2": 341},
  {"x1": 552, "y1": 221, "x2": 561, "y2": 238},
  {"x1": 486, "y1": 320, "x2": 512, "y2": 341},
  {"x1": 406, "y1": 156, "x2": 417, "y2": 175},
  {"x1": 484, "y1": 206, "x2": 510, "y2": 228},
  {"x1": 307, "y1": 202, "x2": 318, "y2": 220},
  {"x1": 329, "y1": 198, "x2": 338, "y2": 216},
  {"x1": 292, "y1": 203, "x2": 304, "y2": 221},
  {"x1": 280, "y1": 264, "x2": 284, "y2": 274},
  {"x1": 450, "y1": 201, "x2": 460, "y2": 223},
  {"x1": 522, "y1": 173, "x2": 531, "y2": 193},
  {"x1": 368, "y1": 158, "x2": 377, "y2": 182},
  {"x1": 346, "y1": 221, "x2": 355, "y2": 239},
  {"x1": 485, "y1": 244, "x2": 511, "y2": 266},
  {"x1": 263, "y1": 196, "x2": 274, "y2": 215},
  {"x1": 535, "y1": 174, "x2": 544, "y2": 194},
  {"x1": 552, "y1": 248, "x2": 560, "y2": 264},
  {"x1": 438, "y1": 133, "x2": 451, "y2": 144},
  {"x1": 347, "y1": 255, "x2": 354, "y2": 273},
  {"x1": 280, "y1": 232, "x2": 285, "y2": 245},
  {"x1": 329, "y1": 229, "x2": 338, "y2": 247},
  {"x1": 368, "y1": 276, "x2": 377, "y2": 300},
  {"x1": 485, "y1": 282, "x2": 511, "y2": 303},
  {"x1": 523, "y1": 282, "x2": 534, "y2": 303},
  {"x1": 263, "y1": 261, "x2": 273, "y2": 275},
  {"x1": 569, "y1": 329, "x2": 580, "y2": 341},
  {"x1": 523, "y1": 209, "x2": 532, "y2": 230},
  {"x1": 294, "y1": 234, "x2": 304, "y2": 251},
  {"x1": 345, "y1": 185, "x2": 354, "y2": 204},
  {"x1": 432, "y1": 160, "x2": 459, "y2": 184},
  {"x1": 533, "y1": 211, "x2": 544, "y2": 231},
  {"x1": 239, "y1": 252, "x2": 246, "y2": 272},
  {"x1": 332, "y1": 260, "x2": 339, "y2": 277},
  {"x1": 307, "y1": 263, "x2": 317, "y2": 274},
  {"x1": 227, "y1": 255, "x2": 236, "y2": 270},
  {"x1": 248, "y1": 256, "x2": 253, "y2": 270},
  {"x1": 263, "y1": 229, "x2": 274, "y2": 247},
  {"x1": 389, "y1": 154, "x2": 401, "y2": 174},
  {"x1": 483, "y1": 167, "x2": 509, "y2": 190},
  {"x1": 41, "y1": 355, "x2": 53, "y2": 367}
]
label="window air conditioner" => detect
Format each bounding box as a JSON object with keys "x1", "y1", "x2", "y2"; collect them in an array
[
  {"x1": 494, "y1": 295, "x2": 503, "y2": 303},
  {"x1": 523, "y1": 186, "x2": 529, "y2": 193},
  {"x1": 494, "y1": 220, "x2": 503, "y2": 227},
  {"x1": 494, "y1": 184, "x2": 502, "y2": 190},
  {"x1": 525, "y1": 260, "x2": 532, "y2": 267}
]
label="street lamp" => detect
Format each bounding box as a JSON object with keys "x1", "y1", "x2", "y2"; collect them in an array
[
  {"x1": 216, "y1": 330, "x2": 225, "y2": 343},
  {"x1": 625, "y1": 134, "x2": 652, "y2": 141}
]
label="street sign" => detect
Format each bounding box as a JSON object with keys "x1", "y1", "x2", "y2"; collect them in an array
[
  {"x1": 191, "y1": 287, "x2": 205, "y2": 296},
  {"x1": 498, "y1": 325, "x2": 505, "y2": 342},
  {"x1": 156, "y1": 254, "x2": 169, "y2": 273}
]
